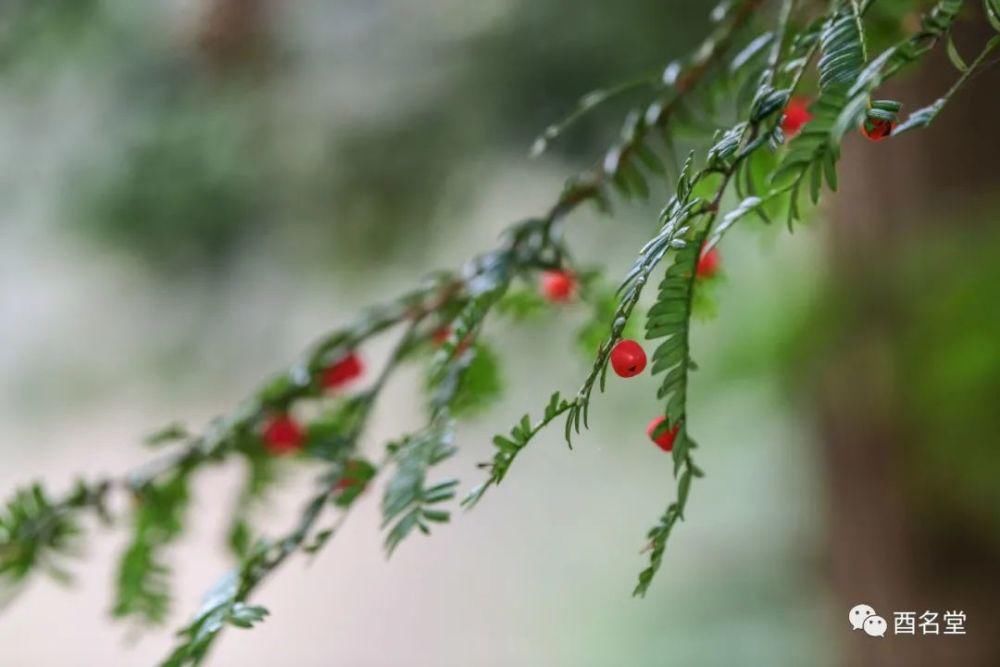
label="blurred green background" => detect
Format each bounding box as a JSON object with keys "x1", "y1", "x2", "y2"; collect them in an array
[{"x1": 0, "y1": 1, "x2": 997, "y2": 665}]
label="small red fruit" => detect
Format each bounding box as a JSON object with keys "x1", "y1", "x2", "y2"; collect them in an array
[
  {"x1": 540, "y1": 270, "x2": 576, "y2": 302},
  {"x1": 262, "y1": 414, "x2": 305, "y2": 455},
  {"x1": 861, "y1": 117, "x2": 893, "y2": 141},
  {"x1": 696, "y1": 246, "x2": 721, "y2": 279},
  {"x1": 646, "y1": 416, "x2": 680, "y2": 452},
  {"x1": 610, "y1": 339, "x2": 647, "y2": 378},
  {"x1": 781, "y1": 97, "x2": 812, "y2": 138},
  {"x1": 321, "y1": 352, "x2": 363, "y2": 390},
  {"x1": 432, "y1": 327, "x2": 451, "y2": 346}
]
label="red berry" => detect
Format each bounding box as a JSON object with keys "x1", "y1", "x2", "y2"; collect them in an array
[
  {"x1": 540, "y1": 270, "x2": 575, "y2": 302},
  {"x1": 321, "y1": 352, "x2": 363, "y2": 390},
  {"x1": 696, "y1": 246, "x2": 720, "y2": 279},
  {"x1": 262, "y1": 414, "x2": 305, "y2": 455},
  {"x1": 646, "y1": 416, "x2": 680, "y2": 453},
  {"x1": 861, "y1": 117, "x2": 893, "y2": 141},
  {"x1": 781, "y1": 97, "x2": 813, "y2": 138},
  {"x1": 610, "y1": 339, "x2": 647, "y2": 378},
  {"x1": 432, "y1": 327, "x2": 451, "y2": 345}
]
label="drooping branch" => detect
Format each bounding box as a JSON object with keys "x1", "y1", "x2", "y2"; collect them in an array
[
  {"x1": 1, "y1": 0, "x2": 997, "y2": 662},
  {"x1": 471, "y1": 0, "x2": 993, "y2": 599},
  {"x1": 4, "y1": 0, "x2": 766, "y2": 606},
  {"x1": 160, "y1": 319, "x2": 423, "y2": 665}
]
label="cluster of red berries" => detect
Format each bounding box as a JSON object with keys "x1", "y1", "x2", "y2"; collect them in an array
[
  {"x1": 259, "y1": 96, "x2": 892, "y2": 463},
  {"x1": 608, "y1": 338, "x2": 680, "y2": 453},
  {"x1": 264, "y1": 260, "x2": 713, "y2": 457},
  {"x1": 539, "y1": 258, "x2": 721, "y2": 452},
  {"x1": 258, "y1": 268, "x2": 577, "y2": 459},
  {"x1": 782, "y1": 96, "x2": 894, "y2": 142},
  {"x1": 261, "y1": 352, "x2": 365, "y2": 456}
]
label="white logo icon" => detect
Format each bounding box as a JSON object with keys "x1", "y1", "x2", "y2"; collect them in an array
[
  {"x1": 851, "y1": 603, "x2": 967, "y2": 637},
  {"x1": 863, "y1": 615, "x2": 888, "y2": 638},
  {"x1": 849, "y1": 603, "x2": 877, "y2": 631}
]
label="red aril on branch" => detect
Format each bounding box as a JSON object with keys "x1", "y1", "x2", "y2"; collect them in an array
[
  {"x1": 696, "y1": 245, "x2": 720, "y2": 279},
  {"x1": 861, "y1": 100, "x2": 900, "y2": 142},
  {"x1": 540, "y1": 270, "x2": 576, "y2": 302},
  {"x1": 861, "y1": 117, "x2": 893, "y2": 141},
  {"x1": 262, "y1": 414, "x2": 305, "y2": 455},
  {"x1": 610, "y1": 339, "x2": 647, "y2": 377},
  {"x1": 646, "y1": 416, "x2": 679, "y2": 453},
  {"x1": 432, "y1": 327, "x2": 451, "y2": 346},
  {"x1": 781, "y1": 97, "x2": 812, "y2": 138},
  {"x1": 321, "y1": 352, "x2": 364, "y2": 390}
]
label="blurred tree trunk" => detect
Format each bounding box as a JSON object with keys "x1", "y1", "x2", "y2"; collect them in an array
[
  {"x1": 194, "y1": 0, "x2": 273, "y2": 70},
  {"x1": 816, "y1": 11, "x2": 1000, "y2": 667}
]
